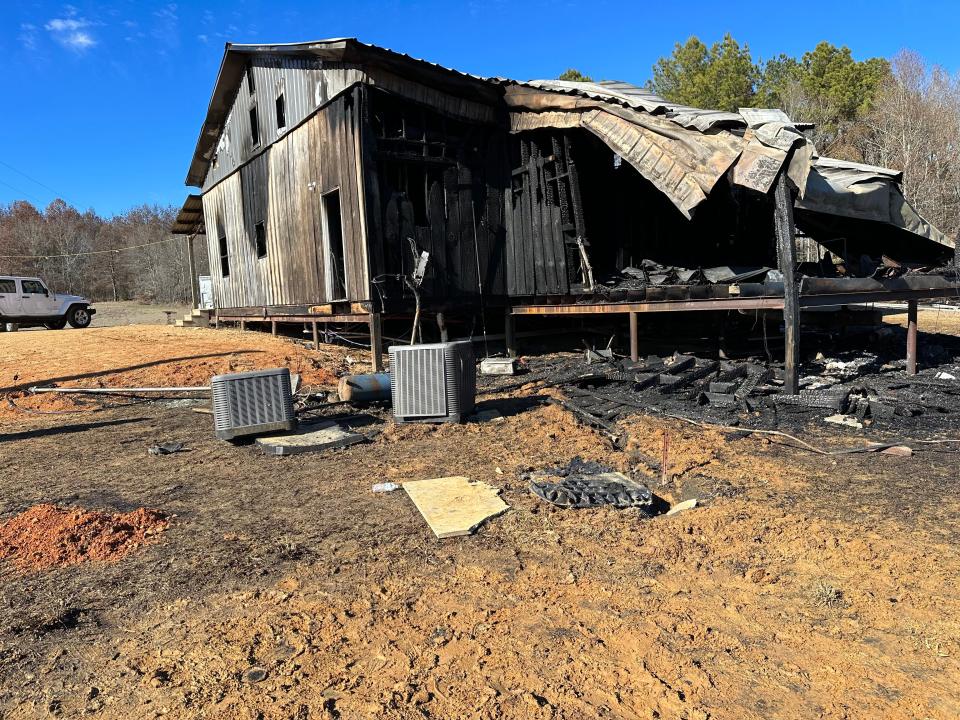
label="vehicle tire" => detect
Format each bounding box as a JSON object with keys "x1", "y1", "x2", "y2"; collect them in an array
[
  {"x1": 67, "y1": 306, "x2": 92, "y2": 329},
  {"x1": 45, "y1": 319, "x2": 68, "y2": 330},
  {"x1": 5, "y1": 323, "x2": 18, "y2": 332}
]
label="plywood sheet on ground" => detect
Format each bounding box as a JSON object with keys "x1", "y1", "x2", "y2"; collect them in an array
[{"x1": 403, "y1": 476, "x2": 509, "y2": 538}]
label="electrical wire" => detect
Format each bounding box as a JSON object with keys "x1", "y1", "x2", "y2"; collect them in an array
[
  {"x1": 469, "y1": 195, "x2": 490, "y2": 358},
  {"x1": 0, "y1": 235, "x2": 181, "y2": 260},
  {"x1": 0, "y1": 159, "x2": 71, "y2": 204},
  {"x1": 322, "y1": 329, "x2": 374, "y2": 348},
  {"x1": 0, "y1": 177, "x2": 48, "y2": 208}
]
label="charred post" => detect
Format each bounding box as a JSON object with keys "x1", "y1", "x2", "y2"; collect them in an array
[{"x1": 774, "y1": 173, "x2": 800, "y2": 395}]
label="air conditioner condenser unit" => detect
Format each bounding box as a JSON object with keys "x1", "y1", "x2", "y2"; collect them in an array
[
  {"x1": 389, "y1": 341, "x2": 476, "y2": 423},
  {"x1": 211, "y1": 368, "x2": 296, "y2": 440}
]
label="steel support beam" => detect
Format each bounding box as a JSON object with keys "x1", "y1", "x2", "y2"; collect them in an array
[
  {"x1": 629, "y1": 312, "x2": 639, "y2": 362},
  {"x1": 510, "y1": 287, "x2": 960, "y2": 317},
  {"x1": 511, "y1": 297, "x2": 785, "y2": 315}
]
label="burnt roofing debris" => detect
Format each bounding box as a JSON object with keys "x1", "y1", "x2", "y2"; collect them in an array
[
  {"x1": 593, "y1": 256, "x2": 957, "y2": 294},
  {"x1": 478, "y1": 322, "x2": 960, "y2": 441},
  {"x1": 523, "y1": 458, "x2": 658, "y2": 513}
]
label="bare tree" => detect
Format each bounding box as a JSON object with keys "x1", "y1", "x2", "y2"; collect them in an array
[
  {"x1": 860, "y1": 50, "x2": 960, "y2": 240},
  {"x1": 0, "y1": 201, "x2": 203, "y2": 303}
]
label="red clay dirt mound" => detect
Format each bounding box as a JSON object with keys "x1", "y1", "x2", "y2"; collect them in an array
[{"x1": 0, "y1": 504, "x2": 169, "y2": 572}]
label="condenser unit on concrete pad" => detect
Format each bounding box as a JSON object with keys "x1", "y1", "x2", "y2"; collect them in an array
[
  {"x1": 211, "y1": 368, "x2": 296, "y2": 440},
  {"x1": 389, "y1": 341, "x2": 476, "y2": 423}
]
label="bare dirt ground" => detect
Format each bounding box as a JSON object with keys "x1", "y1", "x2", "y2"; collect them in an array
[
  {"x1": 8, "y1": 301, "x2": 192, "y2": 330},
  {"x1": 0, "y1": 317, "x2": 959, "y2": 719},
  {"x1": 0, "y1": 324, "x2": 367, "y2": 418},
  {"x1": 884, "y1": 305, "x2": 960, "y2": 335}
]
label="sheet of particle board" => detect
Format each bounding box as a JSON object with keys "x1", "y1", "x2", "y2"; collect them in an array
[{"x1": 402, "y1": 476, "x2": 509, "y2": 539}]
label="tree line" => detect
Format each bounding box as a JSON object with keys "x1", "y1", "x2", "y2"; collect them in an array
[
  {"x1": 0, "y1": 200, "x2": 206, "y2": 304},
  {"x1": 563, "y1": 37, "x2": 960, "y2": 241}
]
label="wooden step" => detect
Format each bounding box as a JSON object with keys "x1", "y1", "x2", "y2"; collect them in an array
[{"x1": 176, "y1": 317, "x2": 210, "y2": 328}]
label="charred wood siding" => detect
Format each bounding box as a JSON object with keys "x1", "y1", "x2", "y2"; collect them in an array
[
  {"x1": 505, "y1": 131, "x2": 590, "y2": 296},
  {"x1": 363, "y1": 87, "x2": 507, "y2": 305},
  {"x1": 200, "y1": 88, "x2": 368, "y2": 310},
  {"x1": 203, "y1": 56, "x2": 366, "y2": 191}
]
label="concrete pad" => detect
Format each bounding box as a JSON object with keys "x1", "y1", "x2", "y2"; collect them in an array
[
  {"x1": 256, "y1": 421, "x2": 365, "y2": 456},
  {"x1": 470, "y1": 408, "x2": 503, "y2": 423},
  {"x1": 480, "y1": 358, "x2": 516, "y2": 375}
]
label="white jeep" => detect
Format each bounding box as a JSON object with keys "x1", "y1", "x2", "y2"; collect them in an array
[{"x1": 0, "y1": 276, "x2": 96, "y2": 330}]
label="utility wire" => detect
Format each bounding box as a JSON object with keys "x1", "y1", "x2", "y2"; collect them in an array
[
  {"x1": 0, "y1": 159, "x2": 68, "y2": 204},
  {"x1": 0, "y1": 235, "x2": 182, "y2": 260},
  {"x1": 0, "y1": 177, "x2": 48, "y2": 208}
]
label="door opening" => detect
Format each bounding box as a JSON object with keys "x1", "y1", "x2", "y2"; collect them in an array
[{"x1": 322, "y1": 189, "x2": 347, "y2": 300}]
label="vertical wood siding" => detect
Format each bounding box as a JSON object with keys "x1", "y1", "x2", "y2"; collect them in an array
[
  {"x1": 202, "y1": 56, "x2": 366, "y2": 192},
  {"x1": 201, "y1": 88, "x2": 368, "y2": 310},
  {"x1": 362, "y1": 87, "x2": 508, "y2": 303}
]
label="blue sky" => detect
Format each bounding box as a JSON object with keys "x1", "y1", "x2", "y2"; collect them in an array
[{"x1": 2, "y1": 0, "x2": 958, "y2": 217}]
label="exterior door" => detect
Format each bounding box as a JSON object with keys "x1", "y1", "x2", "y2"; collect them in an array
[
  {"x1": 0, "y1": 278, "x2": 21, "y2": 317},
  {"x1": 19, "y1": 279, "x2": 57, "y2": 316}
]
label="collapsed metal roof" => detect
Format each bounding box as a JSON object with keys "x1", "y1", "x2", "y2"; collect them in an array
[
  {"x1": 501, "y1": 78, "x2": 950, "y2": 249},
  {"x1": 500, "y1": 79, "x2": 745, "y2": 132}
]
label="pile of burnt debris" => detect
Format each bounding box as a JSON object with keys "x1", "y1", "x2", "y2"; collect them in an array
[
  {"x1": 479, "y1": 328, "x2": 960, "y2": 440},
  {"x1": 595, "y1": 255, "x2": 956, "y2": 294},
  {"x1": 600, "y1": 260, "x2": 775, "y2": 291}
]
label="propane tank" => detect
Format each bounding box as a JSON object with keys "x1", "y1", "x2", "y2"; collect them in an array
[{"x1": 338, "y1": 372, "x2": 391, "y2": 403}]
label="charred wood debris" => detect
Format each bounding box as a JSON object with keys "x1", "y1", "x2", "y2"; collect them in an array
[
  {"x1": 477, "y1": 325, "x2": 960, "y2": 451},
  {"x1": 594, "y1": 254, "x2": 954, "y2": 295}
]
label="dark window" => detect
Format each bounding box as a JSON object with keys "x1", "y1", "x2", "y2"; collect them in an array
[
  {"x1": 0, "y1": 279, "x2": 16, "y2": 293},
  {"x1": 246, "y1": 63, "x2": 255, "y2": 94},
  {"x1": 275, "y1": 93, "x2": 286, "y2": 130},
  {"x1": 21, "y1": 280, "x2": 46, "y2": 294},
  {"x1": 255, "y1": 221, "x2": 267, "y2": 258},
  {"x1": 323, "y1": 190, "x2": 347, "y2": 299},
  {"x1": 218, "y1": 223, "x2": 230, "y2": 277},
  {"x1": 249, "y1": 105, "x2": 260, "y2": 146}
]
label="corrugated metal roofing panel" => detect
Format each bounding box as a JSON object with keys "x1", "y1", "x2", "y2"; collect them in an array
[
  {"x1": 500, "y1": 78, "x2": 745, "y2": 132},
  {"x1": 171, "y1": 194, "x2": 204, "y2": 235}
]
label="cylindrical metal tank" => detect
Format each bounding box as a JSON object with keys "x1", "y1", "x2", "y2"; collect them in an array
[{"x1": 338, "y1": 372, "x2": 391, "y2": 403}]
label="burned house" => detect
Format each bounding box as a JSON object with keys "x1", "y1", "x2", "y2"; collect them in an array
[{"x1": 173, "y1": 38, "x2": 957, "y2": 385}]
